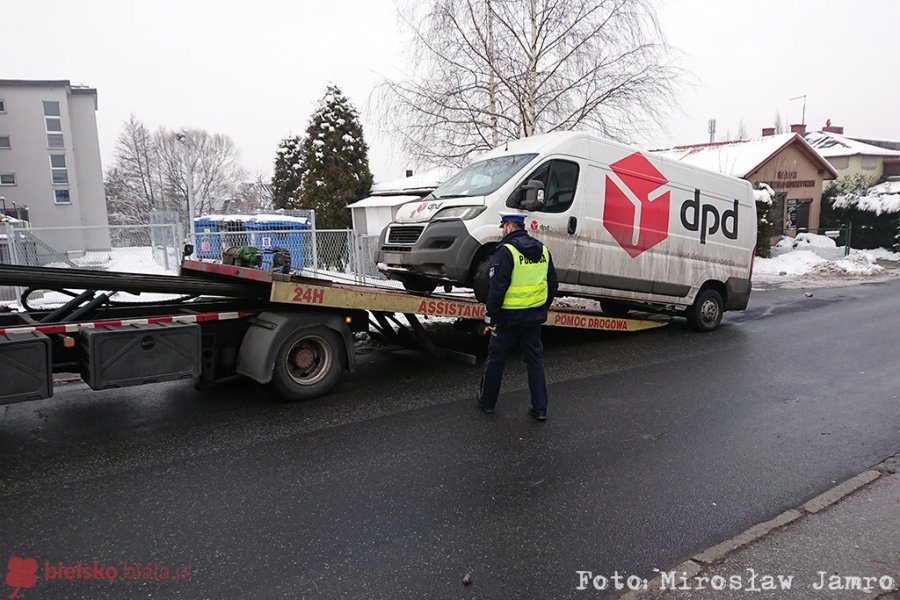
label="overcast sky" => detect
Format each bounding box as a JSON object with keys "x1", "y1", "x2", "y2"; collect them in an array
[{"x1": 5, "y1": 0, "x2": 899, "y2": 184}]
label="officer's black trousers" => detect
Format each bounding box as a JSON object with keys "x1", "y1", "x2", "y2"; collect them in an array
[{"x1": 479, "y1": 323, "x2": 549, "y2": 412}]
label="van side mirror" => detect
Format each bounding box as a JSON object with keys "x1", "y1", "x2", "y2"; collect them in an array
[{"x1": 520, "y1": 180, "x2": 545, "y2": 211}]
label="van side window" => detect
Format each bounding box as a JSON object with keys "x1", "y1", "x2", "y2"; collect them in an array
[{"x1": 522, "y1": 160, "x2": 580, "y2": 213}]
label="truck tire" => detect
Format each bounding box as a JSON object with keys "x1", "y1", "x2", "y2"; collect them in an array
[
  {"x1": 271, "y1": 325, "x2": 346, "y2": 401},
  {"x1": 687, "y1": 288, "x2": 724, "y2": 332}
]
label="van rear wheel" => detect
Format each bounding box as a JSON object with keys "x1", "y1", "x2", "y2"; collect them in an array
[
  {"x1": 687, "y1": 289, "x2": 724, "y2": 332},
  {"x1": 600, "y1": 299, "x2": 632, "y2": 316}
]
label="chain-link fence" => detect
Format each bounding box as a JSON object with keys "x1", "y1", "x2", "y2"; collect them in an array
[{"x1": 1, "y1": 218, "x2": 400, "y2": 304}]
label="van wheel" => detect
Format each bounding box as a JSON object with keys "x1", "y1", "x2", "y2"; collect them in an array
[
  {"x1": 601, "y1": 299, "x2": 632, "y2": 316},
  {"x1": 687, "y1": 289, "x2": 724, "y2": 332},
  {"x1": 401, "y1": 278, "x2": 437, "y2": 294},
  {"x1": 271, "y1": 326, "x2": 345, "y2": 401},
  {"x1": 472, "y1": 256, "x2": 491, "y2": 303}
]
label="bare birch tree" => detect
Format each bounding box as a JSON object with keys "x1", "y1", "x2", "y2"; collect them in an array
[
  {"x1": 156, "y1": 128, "x2": 248, "y2": 218},
  {"x1": 106, "y1": 117, "x2": 248, "y2": 226},
  {"x1": 105, "y1": 115, "x2": 163, "y2": 224},
  {"x1": 378, "y1": 0, "x2": 682, "y2": 165}
]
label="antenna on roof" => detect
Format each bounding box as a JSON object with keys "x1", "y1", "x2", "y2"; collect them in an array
[
  {"x1": 789, "y1": 94, "x2": 807, "y2": 125},
  {"x1": 707, "y1": 119, "x2": 716, "y2": 143}
]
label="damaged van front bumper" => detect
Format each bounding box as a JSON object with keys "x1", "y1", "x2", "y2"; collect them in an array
[{"x1": 375, "y1": 220, "x2": 481, "y2": 285}]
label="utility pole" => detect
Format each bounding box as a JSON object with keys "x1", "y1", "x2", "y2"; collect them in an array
[{"x1": 176, "y1": 130, "x2": 196, "y2": 245}]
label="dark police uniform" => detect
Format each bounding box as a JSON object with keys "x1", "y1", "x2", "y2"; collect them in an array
[{"x1": 478, "y1": 214, "x2": 559, "y2": 419}]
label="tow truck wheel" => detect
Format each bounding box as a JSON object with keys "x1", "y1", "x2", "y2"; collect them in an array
[
  {"x1": 271, "y1": 326, "x2": 345, "y2": 401},
  {"x1": 687, "y1": 288, "x2": 724, "y2": 332}
]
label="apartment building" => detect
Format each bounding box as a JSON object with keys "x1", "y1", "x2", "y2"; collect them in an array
[{"x1": 0, "y1": 79, "x2": 110, "y2": 252}]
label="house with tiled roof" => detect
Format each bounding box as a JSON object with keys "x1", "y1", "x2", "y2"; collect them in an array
[
  {"x1": 651, "y1": 128, "x2": 837, "y2": 233},
  {"x1": 804, "y1": 121, "x2": 900, "y2": 183}
]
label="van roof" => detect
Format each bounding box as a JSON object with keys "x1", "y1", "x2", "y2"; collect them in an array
[{"x1": 482, "y1": 131, "x2": 621, "y2": 158}]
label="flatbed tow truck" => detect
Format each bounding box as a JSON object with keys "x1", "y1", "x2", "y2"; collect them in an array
[{"x1": 0, "y1": 259, "x2": 667, "y2": 405}]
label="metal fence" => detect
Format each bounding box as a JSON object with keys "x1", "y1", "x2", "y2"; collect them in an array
[{"x1": 1, "y1": 220, "x2": 397, "y2": 304}]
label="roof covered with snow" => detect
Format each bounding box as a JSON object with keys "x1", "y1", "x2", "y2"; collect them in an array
[
  {"x1": 347, "y1": 195, "x2": 422, "y2": 209},
  {"x1": 804, "y1": 131, "x2": 900, "y2": 158},
  {"x1": 372, "y1": 167, "x2": 456, "y2": 195},
  {"x1": 650, "y1": 133, "x2": 837, "y2": 179}
]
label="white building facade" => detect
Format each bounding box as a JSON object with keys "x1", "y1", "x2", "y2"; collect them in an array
[{"x1": 0, "y1": 79, "x2": 110, "y2": 251}]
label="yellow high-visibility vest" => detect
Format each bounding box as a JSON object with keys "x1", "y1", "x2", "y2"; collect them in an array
[{"x1": 501, "y1": 243, "x2": 549, "y2": 309}]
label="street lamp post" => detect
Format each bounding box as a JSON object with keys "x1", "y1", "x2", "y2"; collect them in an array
[{"x1": 176, "y1": 130, "x2": 196, "y2": 245}]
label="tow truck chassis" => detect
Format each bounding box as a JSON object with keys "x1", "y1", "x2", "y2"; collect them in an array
[{"x1": 0, "y1": 260, "x2": 667, "y2": 405}]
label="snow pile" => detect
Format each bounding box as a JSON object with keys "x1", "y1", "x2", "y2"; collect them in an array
[
  {"x1": 776, "y1": 232, "x2": 837, "y2": 249},
  {"x1": 754, "y1": 251, "x2": 828, "y2": 276},
  {"x1": 855, "y1": 247, "x2": 900, "y2": 261},
  {"x1": 810, "y1": 253, "x2": 884, "y2": 277},
  {"x1": 754, "y1": 250, "x2": 887, "y2": 281},
  {"x1": 771, "y1": 233, "x2": 845, "y2": 260}
]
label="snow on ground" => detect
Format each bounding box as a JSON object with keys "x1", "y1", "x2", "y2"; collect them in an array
[
  {"x1": 753, "y1": 247, "x2": 897, "y2": 288},
  {"x1": 856, "y1": 247, "x2": 900, "y2": 261},
  {"x1": 2, "y1": 246, "x2": 183, "y2": 310}
]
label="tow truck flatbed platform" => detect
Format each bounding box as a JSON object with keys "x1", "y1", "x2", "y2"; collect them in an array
[{"x1": 179, "y1": 259, "x2": 668, "y2": 334}]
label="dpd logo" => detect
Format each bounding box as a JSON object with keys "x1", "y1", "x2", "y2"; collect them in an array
[{"x1": 603, "y1": 152, "x2": 670, "y2": 258}]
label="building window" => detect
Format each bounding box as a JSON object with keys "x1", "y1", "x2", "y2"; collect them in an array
[
  {"x1": 0, "y1": 136, "x2": 9, "y2": 149},
  {"x1": 42, "y1": 101, "x2": 60, "y2": 116},
  {"x1": 49, "y1": 154, "x2": 69, "y2": 184},
  {"x1": 829, "y1": 156, "x2": 849, "y2": 170},
  {"x1": 54, "y1": 189, "x2": 71, "y2": 204},
  {"x1": 45, "y1": 117, "x2": 62, "y2": 132},
  {"x1": 0, "y1": 99, "x2": 5, "y2": 112},
  {"x1": 861, "y1": 155, "x2": 877, "y2": 170},
  {"x1": 48, "y1": 133, "x2": 64, "y2": 148},
  {"x1": 0, "y1": 173, "x2": 16, "y2": 185}
]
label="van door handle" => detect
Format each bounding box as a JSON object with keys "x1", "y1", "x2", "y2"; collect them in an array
[{"x1": 568, "y1": 217, "x2": 577, "y2": 235}]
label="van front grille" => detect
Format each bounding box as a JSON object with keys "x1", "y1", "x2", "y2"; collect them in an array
[{"x1": 386, "y1": 226, "x2": 425, "y2": 245}]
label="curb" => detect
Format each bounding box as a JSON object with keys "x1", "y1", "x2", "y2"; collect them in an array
[{"x1": 619, "y1": 454, "x2": 899, "y2": 599}]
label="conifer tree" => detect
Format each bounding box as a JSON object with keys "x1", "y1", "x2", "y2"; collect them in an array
[
  {"x1": 271, "y1": 135, "x2": 304, "y2": 210},
  {"x1": 293, "y1": 85, "x2": 373, "y2": 229}
]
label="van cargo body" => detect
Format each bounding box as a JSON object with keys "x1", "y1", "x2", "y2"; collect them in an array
[{"x1": 375, "y1": 132, "x2": 757, "y2": 330}]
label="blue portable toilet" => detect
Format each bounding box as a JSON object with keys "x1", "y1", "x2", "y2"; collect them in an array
[
  {"x1": 246, "y1": 215, "x2": 309, "y2": 271},
  {"x1": 220, "y1": 216, "x2": 251, "y2": 251},
  {"x1": 193, "y1": 216, "x2": 222, "y2": 260}
]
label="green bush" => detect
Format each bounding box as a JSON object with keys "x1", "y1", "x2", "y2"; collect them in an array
[{"x1": 820, "y1": 175, "x2": 898, "y2": 250}]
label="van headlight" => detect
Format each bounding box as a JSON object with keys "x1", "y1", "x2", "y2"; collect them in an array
[{"x1": 432, "y1": 206, "x2": 486, "y2": 220}]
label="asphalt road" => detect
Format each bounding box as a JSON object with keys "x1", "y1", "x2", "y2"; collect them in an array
[{"x1": 2, "y1": 279, "x2": 899, "y2": 599}]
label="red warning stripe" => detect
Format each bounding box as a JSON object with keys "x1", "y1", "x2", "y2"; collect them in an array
[{"x1": 0, "y1": 311, "x2": 257, "y2": 337}]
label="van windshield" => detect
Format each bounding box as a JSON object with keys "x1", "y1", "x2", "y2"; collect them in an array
[{"x1": 429, "y1": 154, "x2": 537, "y2": 199}]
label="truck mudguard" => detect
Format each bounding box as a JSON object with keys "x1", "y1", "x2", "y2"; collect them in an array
[{"x1": 236, "y1": 311, "x2": 354, "y2": 385}]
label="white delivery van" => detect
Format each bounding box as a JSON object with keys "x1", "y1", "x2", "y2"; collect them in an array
[{"x1": 375, "y1": 132, "x2": 757, "y2": 331}]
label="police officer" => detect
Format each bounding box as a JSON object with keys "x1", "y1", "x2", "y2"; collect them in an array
[{"x1": 478, "y1": 213, "x2": 559, "y2": 420}]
